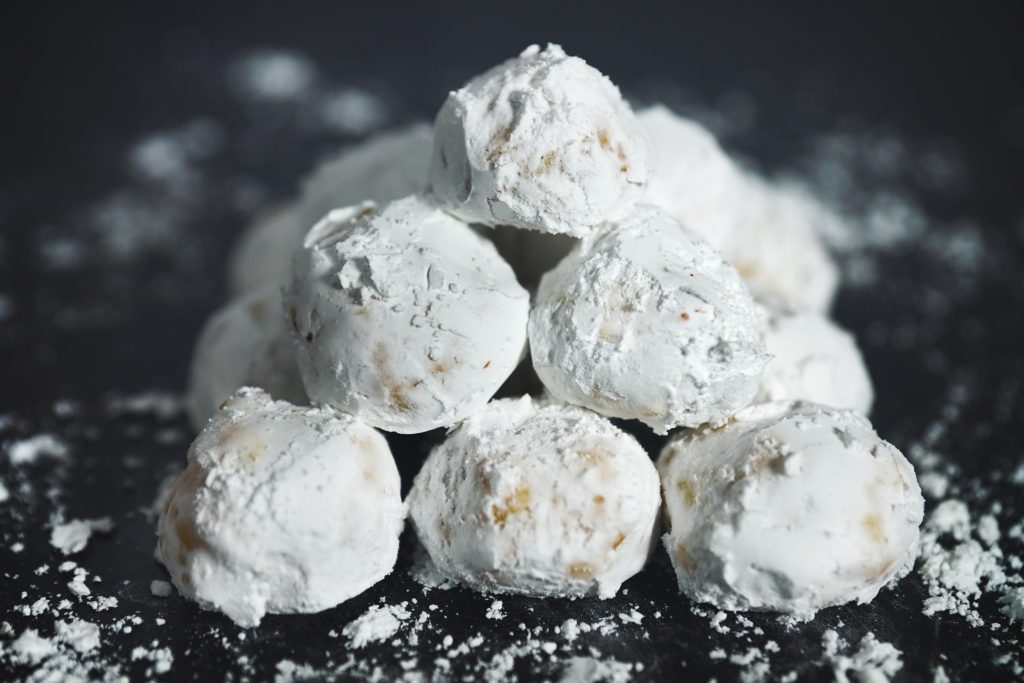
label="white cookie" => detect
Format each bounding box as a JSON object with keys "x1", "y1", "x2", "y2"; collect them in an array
[
  {"x1": 185, "y1": 286, "x2": 305, "y2": 430},
  {"x1": 429, "y1": 44, "x2": 647, "y2": 237},
  {"x1": 756, "y1": 303, "x2": 873, "y2": 413},
  {"x1": 408, "y1": 396, "x2": 660, "y2": 598},
  {"x1": 228, "y1": 123, "x2": 432, "y2": 294},
  {"x1": 288, "y1": 195, "x2": 529, "y2": 433},
  {"x1": 658, "y1": 401, "x2": 923, "y2": 617},
  {"x1": 529, "y1": 205, "x2": 768, "y2": 433},
  {"x1": 157, "y1": 388, "x2": 404, "y2": 627}
]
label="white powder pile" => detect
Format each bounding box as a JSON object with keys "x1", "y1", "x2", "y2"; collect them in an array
[
  {"x1": 2, "y1": 617, "x2": 133, "y2": 682},
  {"x1": 49, "y1": 518, "x2": 114, "y2": 555},
  {"x1": 485, "y1": 600, "x2": 505, "y2": 620},
  {"x1": 229, "y1": 49, "x2": 317, "y2": 102},
  {"x1": 105, "y1": 392, "x2": 183, "y2": 421},
  {"x1": 150, "y1": 580, "x2": 173, "y2": 598},
  {"x1": 917, "y1": 499, "x2": 1016, "y2": 626},
  {"x1": 131, "y1": 644, "x2": 174, "y2": 675},
  {"x1": 1001, "y1": 587, "x2": 1024, "y2": 624},
  {"x1": 342, "y1": 602, "x2": 411, "y2": 648},
  {"x1": 558, "y1": 656, "x2": 636, "y2": 683},
  {"x1": 54, "y1": 620, "x2": 101, "y2": 654},
  {"x1": 9, "y1": 629, "x2": 58, "y2": 665},
  {"x1": 7, "y1": 434, "x2": 68, "y2": 465},
  {"x1": 820, "y1": 630, "x2": 903, "y2": 683}
]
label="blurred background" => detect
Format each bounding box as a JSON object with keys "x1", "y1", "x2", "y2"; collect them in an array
[
  {"x1": 1, "y1": 3, "x2": 1023, "y2": 681},
  {"x1": 2, "y1": 2, "x2": 1023, "y2": 405}
]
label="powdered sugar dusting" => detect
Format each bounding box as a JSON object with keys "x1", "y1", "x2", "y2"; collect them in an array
[{"x1": 342, "y1": 602, "x2": 411, "y2": 648}]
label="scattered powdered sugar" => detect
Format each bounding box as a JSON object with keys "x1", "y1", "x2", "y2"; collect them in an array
[
  {"x1": 132, "y1": 644, "x2": 174, "y2": 675},
  {"x1": 916, "y1": 499, "x2": 1014, "y2": 627},
  {"x1": 485, "y1": 600, "x2": 506, "y2": 621},
  {"x1": 54, "y1": 619, "x2": 101, "y2": 654},
  {"x1": 229, "y1": 49, "x2": 317, "y2": 101},
  {"x1": 50, "y1": 518, "x2": 114, "y2": 555},
  {"x1": 342, "y1": 602, "x2": 411, "y2": 648},
  {"x1": 320, "y1": 87, "x2": 389, "y2": 136},
  {"x1": 105, "y1": 392, "x2": 183, "y2": 421},
  {"x1": 274, "y1": 659, "x2": 323, "y2": 683},
  {"x1": 150, "y1": 580, "x2": 173, "y2": 598},
  {"x1": 821, "y1": 630, "x2": 903, "y2": 683},
  {"x1": 7, "y1": 434, "x2": 68, "y2": 465},
  {"x1": 1001, "y1": 587, "x2": 1024, "y2": 624},
  {"x1": 9, "y1": 629, "x2": 58, "y2": 665},
  {"x1": 558, "y1": 656, "x2": 636, "y2": 683}
]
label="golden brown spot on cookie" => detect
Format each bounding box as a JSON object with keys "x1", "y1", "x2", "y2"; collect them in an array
[
  {"x1": 244, "y1": 444, "x2": 265, "y2": 463},
  {"x1": 175, "y1": 517, "x2": 207, "y2": 555},
  {"x1": 372, "y1": 343, "x2": 413, "y2": 413},
  {"x1": 431, "y1": 362, "x2": 448, "y2": 376},
  {"x1": 567, "y1": 563, "x2": 594, "y2": 579},
  {"x1": 593, "y1": 495, "x2": 605, "y2": 505},
  {"x1": 680, "y1": 312, "x2": 690, "y2": 321},
  {"x1": 597, "y1": 129, "x2": 611, "y2": 150},
  {"x1": 598, "y1": 324, "x2": 620, "y2": 342},
  {"x1": 474, "y1": 463, "x2": 493, "y2": 495},
  {"x1": 483, "y1": 360, "x2": 491, "y2": 369},
  {"x1": 490, "y1": 487, "x2": 531, "y2": 528},
  {"x1": 540, "y1": 151, "x2": 557, "y2": 172},
  {"x1": 357, "y1": 205, "x2": 375, "y2": 219},
  {"x1": 675, "y1": 541, "x2": 696, "y2": 571},
  {"x1": 486, "y1": 125, "x2": 513, "y2": 163},
  {"x1": 246, "y1": 298, "x2": 267, "y2": 319},
  {"x1": 740, "y1": 452, "x2": 785, "y2": 479},
  {"x1": 575, "y1": 449, "x2": 604, "y2": 464},
  {"x1": 676, "y1": 478, "x2": 697, "y2": 507},
  {"x1": 862, "y1": 513, "x2": 886, "y2": 545},
  {"x1": 736, "y1": 262, "x2": 757, "y2": 279},
  {"x1": 611, "y1": 532, "x2": 626, "y2": 550}
]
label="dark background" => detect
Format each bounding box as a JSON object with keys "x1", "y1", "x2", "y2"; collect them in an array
[{"x1": 1, "y1": 2, "x2": 1023, "y2": 681}]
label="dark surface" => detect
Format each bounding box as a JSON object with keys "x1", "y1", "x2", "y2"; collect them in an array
[{"x1": 1, "y1": 3, "x2": 1024, "y2": 681}]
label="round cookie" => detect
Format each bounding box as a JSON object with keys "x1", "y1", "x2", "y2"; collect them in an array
[
  {"x1": 725, "y1": 175, "x2": 840, "y2": 313},
  {"x1": 157, "y1": 388, "x2": 404, "y2": 627},
  {"x1": 408, "y1": 396, "x2": 660, "y2": 598},
  {"x1": 639, "y1": 105, "x2": 839, "y2": 312},
  {"x1": 429, "y1": 44, "x2": 648, "y2": 237},
  {"x1": 288, "y1": 195, "x2": 529, "y2": 434},
  {"x1": 185, "y1": 286, "x2": 306, "y2": 430},
  {"x1": 228, "y1": 123, "x2": 432, "y2": 295},
  {"x1": 639, "y1": 105, "x2": 744, "y2": 254},
  {"x1": 529, "y1": 205, "x2": 768, "y2": 434},
  {"x1": 756, "y1": 303, "x2": 873, "y2": 414},
  {"x1": 657, "y1": 401, "x2": 923, "y2": 617}
]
